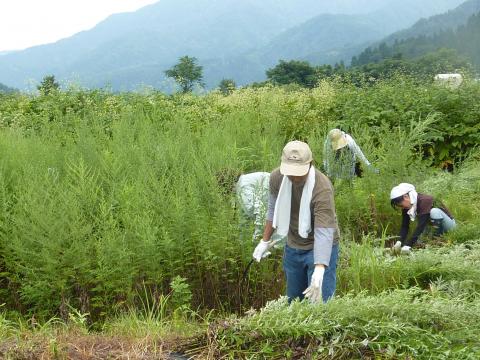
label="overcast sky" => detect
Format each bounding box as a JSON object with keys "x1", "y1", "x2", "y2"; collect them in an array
[{"x1": 0, "y1": 0, "x2": 159, "y2": 51}]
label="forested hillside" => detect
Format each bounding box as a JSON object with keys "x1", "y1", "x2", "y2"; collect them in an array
[
  {"x1": 0, "y1": 82, "x2": 15, "y2": 93},
  {"x1": 249, "y1": 0, "x2": 465, "y2": 65},
  {"x1": 353, "y1": 12, "x2": 480, "y2": 68},
  {"x1": 381, "y1": 0, "x2": 480, "y2": 44},
  {"x1": 203, "y1": 0, "x2": 465, "y2": 87}
]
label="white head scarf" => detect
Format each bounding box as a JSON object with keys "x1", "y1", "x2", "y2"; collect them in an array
[{"x1": 390, "y1": 183, "x2": 418, "y2": 221}]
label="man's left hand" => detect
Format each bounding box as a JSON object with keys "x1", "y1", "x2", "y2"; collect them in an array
[{"x1": 303, "y1": 264, "x2": 325, "y2": 303}]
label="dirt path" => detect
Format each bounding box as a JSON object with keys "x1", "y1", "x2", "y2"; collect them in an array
[{"x1": 0, "y1": 335, "x2": 191, "y2": 359}]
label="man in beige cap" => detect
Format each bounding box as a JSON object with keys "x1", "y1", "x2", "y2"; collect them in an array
[
  {"x1": 252, "y1": 140, "x2": 340, "y2": 303},
  {"x1": 323, "y1": 129, "x2": 376, "y2": 181}
]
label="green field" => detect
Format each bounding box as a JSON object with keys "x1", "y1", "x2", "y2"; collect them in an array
[{"x1": 0, "y1": 77, "x2": 479, "y2": 358}]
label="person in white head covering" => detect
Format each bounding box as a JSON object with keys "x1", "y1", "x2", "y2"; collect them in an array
[
  {"x1": 390, "y1": 183, "x2": 456, "y2": 254},
  {"x1": 236, "y1": 172, "x2": 270, "y2": 240},
  {"x1": 323, "y1": 129, "x2": 377, "y2": 181},
  {"x1": 216, "y1": 168, "x2": 270, "y2": 241}
]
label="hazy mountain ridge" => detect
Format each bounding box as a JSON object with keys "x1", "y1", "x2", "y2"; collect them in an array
[
  {"x1": 352, "y1": 12, "x2": 480, "y2": 69},
  {"x1": 258, "y1": 0, "x2": 465, "y2": 63},
  {"x1": 0, "y1": 0, "x2": 468, "y2": 90},
  {"x1": 370, "y1": 0, "x2": 480, "y2": 46},
  {"x1": 0, "y1": 82, "x2": 16, "y2": 93},
  {"x1": 202, "y1": 0, "x2": 466, "y2": 87},
  {"x1": 353, "y1": 0, "x2": 480, "y2": 66},
  {"x1": 0, "y1": 0, "x2": 290, "y2": 89}
]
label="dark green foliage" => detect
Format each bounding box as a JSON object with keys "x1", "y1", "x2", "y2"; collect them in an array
[
  {"x1": 0, "y1": 82, "x2": 16, "y2": 93},
  {"x1": 37, "y1": 75, "x2": 60, "y2": 95},
  {"x1": 330, "y1": 76, "x2": 480, "y2": 167},
  {"x1": 165, "y1": 56, "x2": 204, "y2": 93},
  {"x1": 189, "y1": 289, "x2": 480, "y2": 359},
  {"x1": 267, "y1": 48, "x2": 472, "y2": 89},
  {"x1": 349, "y1": 48, "x2": 473, "y2": 84},
  {"x1": 368, "y1": 0, "x2": 480, "y2": 49},
  {"x1": 353, "y1": 13, "x2": 480, "y2": 70},
  {"x1": 266, "y1": 60, "x2": 317, "y2": 88},
  {"x1": 217, "y1": 79, "x2": 236, "y2": 95}
]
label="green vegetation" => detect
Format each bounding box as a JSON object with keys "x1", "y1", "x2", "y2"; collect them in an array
[
  {"x1": 217, "y1": 79, "x2": 237, "y2": 96},
  {"x1": 0, "y1": 77, "x2": 479, "y2": 357},
  {"x1": 349, "y1": 48, "x2": 473, "y2": 84},
  {"x1": 353, "y1": 13, "x2": 480, "y2": 69},
  {"x1": 266, "y1": 60, "x2": 318, "y2": 88},
  {"x1": 165, "y1": 56, "x2": 204, "y2": 93},
  {"x1": 268, "y1": 47, "x2": 473, "y2": 88},
  {"x1": 255, "y1": 70, "x2": 480, "y2": 167},
  {"x1": 37, "y1": 75, "x2": 60, "y2": 96},
  {"x1": 188, "y1": 288, "x2": 480, "y2": 359},
  {"x1": 378, "y1": 0, "x2": 480, "y2": 46},
  {"x1": 0, "y1": 82, "x2": 15, "y2": 93}
]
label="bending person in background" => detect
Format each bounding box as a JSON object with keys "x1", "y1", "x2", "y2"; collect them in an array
[
  {"x1": 236, "y1": 172, "x2": 270, "y2": 240},
  {"x1": 323, "y1": 128, "x2": 377, "y2": 181},
  {"x1": 252, "y1": 140, "x2": 340, "y2": 303},
  {"x1": 215, "y1": 168, "x2": 270, "y2": 241},
  {"x1": 390, "y1": 183, "x2": 456, "y2": 254}
]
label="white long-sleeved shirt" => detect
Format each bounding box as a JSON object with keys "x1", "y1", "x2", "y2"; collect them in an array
[
  {"x1": 323, "y1": 132, "x2": 370, "y2": 179},
  {"x1": 236, "y1": 172, "x2": 270, "y2": 234}
]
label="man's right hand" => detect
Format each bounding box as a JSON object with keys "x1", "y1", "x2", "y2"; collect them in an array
[
  {"x1": 252, "y1": 239, "x2": 272, "y2": 262},
  {"x1": 368, "y1": 164, "x2": 380, "y2": 174}
]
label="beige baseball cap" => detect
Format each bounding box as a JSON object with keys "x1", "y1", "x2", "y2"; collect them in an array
[
  {"x1": 328, "y1": 129, "x2": 348, "y2": 151},
  {"x1": 280, "y1": 140, "x2": 313, "y2": 176}
]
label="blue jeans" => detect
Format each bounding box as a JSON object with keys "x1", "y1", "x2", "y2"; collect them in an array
[
  {"x1": 430, "y1": 208, "x2": 456, "y2": 236},
  {"x1": 283, "y1": 243, "x2": 339, "y2": 303}
]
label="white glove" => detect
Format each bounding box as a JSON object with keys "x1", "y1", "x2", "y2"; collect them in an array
[
  {"x1": 252, "y1": 239, "x2": 272, "y2": 262},
  {"x1": 392, "y1": 240, "x2": 402, "y2": 255},
  {"x1": 370, "y1": 166, "x2": 380, "y2": 174},
  {"x1": 303, "y1": 265, "x2": 325, "y2": 303},
  {"x1": 401, "y1": 245, "x2": 412, "y2": 255}
]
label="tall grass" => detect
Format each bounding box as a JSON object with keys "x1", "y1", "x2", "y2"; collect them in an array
[
  {"x1": 338, "y1": 236, "x2": 480, "y2": 295},
  {"x1": 188, "y1": 288, "x2": 480, "y2": 359},
  {"x1": 0, "y1": 80, "x2": 479, "y2": 322}
]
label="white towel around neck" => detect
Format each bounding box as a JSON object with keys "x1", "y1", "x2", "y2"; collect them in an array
[
  {"x1": 272, "y1": 166, "x2": 316, "y2": 238},
  {"x1": 407, "y1": 189, "x2": 418, "y2": 221}
]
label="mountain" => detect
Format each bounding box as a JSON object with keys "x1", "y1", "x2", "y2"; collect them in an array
[
  {"x1": 381, "y1": 0, "x2": 480, "y2": 44},
  {"x1": 0, "y1": 0, "x2": 466, "y2": 90},
  {"x1": 353, "y1": 0, "x2": 480, "y2": 66},
  {"x1": 0, "y1": 82, "x2": 16, "y2": 93},
  {"x1": 352, "y1": 13, "x2": 480, "y2": 70},
  {"x1": 258, "y1": 0, "x2": 466, "y2": 64},
  {"x1": 0, "y1": 0, "x2": 290, "y2": 89},
  {"x1": 202, "y1": 0, "x2": 466, "y2": 87}
]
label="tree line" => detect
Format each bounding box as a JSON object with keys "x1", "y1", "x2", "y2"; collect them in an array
[{"x1": 352, "y1": 13, "x2": 480, "y2": 69}]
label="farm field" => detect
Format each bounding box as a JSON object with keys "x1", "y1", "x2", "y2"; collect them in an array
[{"x1": 1, "y1": 77, "x2": 480, "y2": 359}]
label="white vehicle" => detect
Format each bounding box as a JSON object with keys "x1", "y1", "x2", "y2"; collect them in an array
[{"x1": 434, "y1": 73, "x2": 463, "y2": 89}]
